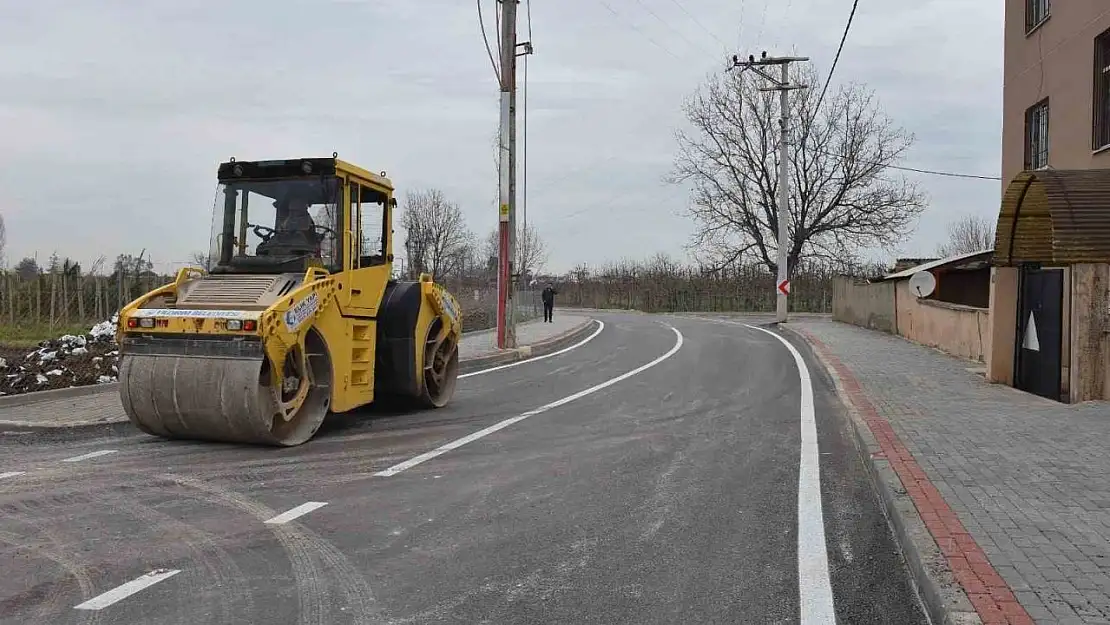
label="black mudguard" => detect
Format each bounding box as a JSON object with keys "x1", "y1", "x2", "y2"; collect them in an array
[{"x1": 375, "y1": 280, "x2": 422, "y2": 397}]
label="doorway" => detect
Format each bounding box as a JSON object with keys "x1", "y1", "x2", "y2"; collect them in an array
[{"x1": 1015, "y1": 266, "x2": 1064, "y2": 401}]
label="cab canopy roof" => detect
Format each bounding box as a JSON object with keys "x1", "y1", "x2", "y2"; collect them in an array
[{"x1": 217, "y1": 156, "x2": 394, "y2": 191}]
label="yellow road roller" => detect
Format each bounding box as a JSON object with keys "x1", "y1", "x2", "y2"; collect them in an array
[{"x1": 116, "y1": 155, "x2": 462, "y2": 446}]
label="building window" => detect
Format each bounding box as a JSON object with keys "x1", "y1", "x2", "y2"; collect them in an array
[
  {"x1": 1026, "y1": 0, "x2": 1049, "y2": 33},
  {"x1": 1025, "y1": 98, "x2": 1049, "y2": 170},
  {"x1": 1095, "y1": 29, "x2": 1110, "y2": 150}
]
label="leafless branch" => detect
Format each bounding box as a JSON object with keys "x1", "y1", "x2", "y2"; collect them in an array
[
  {"x1": 670, "y1": 64, "x2": 927, "y2": 277},
  {"x1": 401, "y1": 188, "x2": 474, "y2": 280},
  {"x1": 935, "y1": 214, "x2": 995, "y2": 257}
]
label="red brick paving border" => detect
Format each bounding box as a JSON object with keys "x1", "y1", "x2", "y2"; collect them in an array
[{"x1": 797, "y1": 328, "x2": 1035, "y2": 625}]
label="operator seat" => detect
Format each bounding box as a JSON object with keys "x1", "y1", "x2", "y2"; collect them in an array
[{"x1": 257, "y1": 197, "x2": 320, "y2": 257}]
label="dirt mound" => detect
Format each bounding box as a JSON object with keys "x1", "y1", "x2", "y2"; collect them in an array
[{"x1": 0, "y1": 315, "x2": 120, "y2": 396}]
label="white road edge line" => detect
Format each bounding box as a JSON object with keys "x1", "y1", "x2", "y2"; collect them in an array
[
  {"x1": 74, "y1": 569, "x2": 181, "y2": 611},
  {"x1": 264, "y1": 501, "x2": 329, "y2": 525},
  {"x1": 0, "y1": 471, "x2": 25, "y2": 480},
  {"x1": 459, "y1": 319, "x2": 605, "y2": 379},
  {"x1": 61, "y1": 449, "x2": 118, "y2": 463},
  {"x1": 743, "y1": 323, "x2": 836, "y2": 624},
  {"x1": 376, "y1": 324, "x2": 684, "y2": 477}
]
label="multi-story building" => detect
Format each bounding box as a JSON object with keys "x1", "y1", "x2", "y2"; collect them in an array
[{"x1": 1002, "y1": 0, "x2": 1110, "y2": 186}]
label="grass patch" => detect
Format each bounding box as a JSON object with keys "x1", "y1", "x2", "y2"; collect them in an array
[{"x1": 0, "y1": 322, "x2": 95, "y2": 347}]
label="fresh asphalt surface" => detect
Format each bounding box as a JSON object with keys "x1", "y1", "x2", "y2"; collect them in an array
[{"x1": 0, "y1": 312, "x2": 928, "y2": 625}]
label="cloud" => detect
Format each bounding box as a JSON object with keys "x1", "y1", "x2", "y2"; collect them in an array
[{"x1": 0, "y1": 0, "x2": 1004, "y2": 273}]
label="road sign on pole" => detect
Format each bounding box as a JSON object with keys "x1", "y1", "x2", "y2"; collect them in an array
[{"x1": 777, "y1": 279, "x2": 791, "y2": 297}]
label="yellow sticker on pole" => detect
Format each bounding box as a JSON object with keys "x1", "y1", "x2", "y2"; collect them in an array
[{"x1": 499, "y1": 203, "x2": 510, "y2": 222}]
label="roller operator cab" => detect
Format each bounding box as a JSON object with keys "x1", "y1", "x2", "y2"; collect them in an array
[{"x1": 116, "y1": 156, "x2": 463, "y2": 446}]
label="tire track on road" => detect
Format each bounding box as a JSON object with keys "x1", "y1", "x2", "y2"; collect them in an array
[
  {"x1": 97, "y1": 483, "x2": 257, "y2": 625},
  {"x1": 160, "y1": 473, "x2": 381, "y2": 625},
  {"x1": 0, "y1": 525, "x2": 100, "y2": 625}
]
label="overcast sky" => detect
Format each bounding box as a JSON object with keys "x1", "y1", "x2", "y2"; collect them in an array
[{"x1": 0, "y1": 0, "x2": 1003, "y2": 276}]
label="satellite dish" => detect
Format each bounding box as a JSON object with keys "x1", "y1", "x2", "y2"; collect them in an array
[{"x1": 908, "y1": 271, "x2": 936, "y2": 298}]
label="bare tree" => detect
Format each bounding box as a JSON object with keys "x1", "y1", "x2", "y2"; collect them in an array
[
  {"x1": 517, "y1": 223, "x2": 548, "y2": 282},
  {"x1": 189, "y1": 250, "x2": 213, "y2": 270},
  {"x1": 935, "y1": 214, "x2": 995, "y2": 257},
  {"x1": 483, "y1": 223, "x2": 548, "y2": 284},
  {"x1": 670, "y1": 64, "x2": 927, "y2": 277},
  {"x1": 402, "y1": 188, "x2": 473, "y2": 279},
  {"x1": 569, "y1": 263, "x2": 590, "y2": 283},
  {"x1": 0, "y1": 213, "x2": 6, "y2": 265}
]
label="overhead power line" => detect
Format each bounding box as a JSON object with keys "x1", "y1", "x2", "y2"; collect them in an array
[
  {"x1": 665, "y1": 0, "x2": 729, "y2": 50},
  {"x1": 812, "y1": 0, "x2": 860, "y2": 122},
  {"x1": 525, "y1": 0, "x2": 533, "y2": 39},
  {"x1": 808, "y1": 147, "x2": 1001, "y2": 180},
  {"x1": 887, "y1": 164, "x2": 1001, "y2": 181},
  {"x1": 594, "y1": 0, "x2": 685, "y2": 63},
  {"x1": 792, "y1": 1, "x2": 996, "y2": 181},
  {"x1": 523, "y1": 0, "x2": 532, "y2": 234},
  {"x1": 631, "y1": 0, "x2": 710, "y2": 56},
  {"x1": 477, "y1": 0, "x2": 501, "y2": 84}
]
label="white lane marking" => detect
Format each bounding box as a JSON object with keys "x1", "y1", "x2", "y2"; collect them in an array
[
  {"x1": 74, "y1": 569, "x2": 181, "y2": 610},
  {"x1": 61, "y1": 449, "x2": 118, "y2": 463},
  {"x1": 459, "y1": 320, "x2": 605, "y2": 378},
  {"x1": 743, "y1": 323, "x2": 836, "y2": 623},
  {"x1": 376, "y1": 325, "x2": 684, "y2": 477},
  {"x1": 0, "y1": 471, "x2": 25, "y2": 480},
  {"x1": 264, "y1": 501, "x2": 329, "y2": 525}
]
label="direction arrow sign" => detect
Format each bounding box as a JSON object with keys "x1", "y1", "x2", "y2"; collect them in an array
[{"x1": 777, "y1": 279, "x2": 790, "y2": 296}]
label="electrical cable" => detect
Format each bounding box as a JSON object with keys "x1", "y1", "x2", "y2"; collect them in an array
[
  {"x1": 630, "y1": 0, "x2": 712, "y2": 57},
  {"x1": 523, "y1": 0, "x2": 531, "y2": 235},
  {"x1": 812, "y1": 0, "x2": 859, "y2": 128},
  {"x1": 477, "y1": 0, "x2": 501, "y2": 85},
  {"x1": 666, "y1": 0, "x2": 729, "y2": 50},
  {"x1": 594, "y1": 0, "x2": 686, "y2": 63},
  {"x1": 884, "y1": 164, "x2": 1001, "y2": 181},
  {"x1": 805, "y1": 145, "x2": 1001, "y2": 180}
]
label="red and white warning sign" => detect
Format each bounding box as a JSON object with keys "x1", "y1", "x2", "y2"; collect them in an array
[{"x1": 777, "y1": 279, "x2": 791, "y2": 296}]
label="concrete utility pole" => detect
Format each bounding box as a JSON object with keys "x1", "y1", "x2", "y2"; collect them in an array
[
  {"x1": 730, "y1": 52, "x2": 808, "y2": 323},
  {"x1": 495, "y1": 0, "x2": 533, "y2": 349},
  {"x1": 495, "y1": 0, "x2": 517, "y2": 349}
]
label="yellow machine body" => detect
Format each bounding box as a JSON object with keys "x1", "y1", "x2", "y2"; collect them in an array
[{"x1": 116, "y1": 156, "x2": 462, "y2": 446}]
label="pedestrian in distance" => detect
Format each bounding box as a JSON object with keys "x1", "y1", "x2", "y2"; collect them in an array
[{"x1": 541, "y1": 283, "x2": 557, "y2": 323}]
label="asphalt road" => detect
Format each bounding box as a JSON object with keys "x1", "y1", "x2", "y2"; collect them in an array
[{"x1": 0, "y1": 312, "x2": 929, "y2": 625}]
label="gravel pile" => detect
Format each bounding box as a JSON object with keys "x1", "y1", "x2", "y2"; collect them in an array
[{"x1": 0, "y1": 315, "x2": 120, "y2": 396}]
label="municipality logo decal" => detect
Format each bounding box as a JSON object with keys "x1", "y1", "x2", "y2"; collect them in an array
[
  {"x1": 284, "y1": 292, "x2": 320, "y2": 331},
  {"x1": 441, "y1": 295, "x2": 458, "y2": 323}
]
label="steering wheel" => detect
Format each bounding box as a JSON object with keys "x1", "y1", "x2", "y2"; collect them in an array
[
  {"x1": 250, "y1": 224, "x2": 276, "y2": 242},
  {"x1": 312, "y1": 224, "x2": 337, "y2": 239}
]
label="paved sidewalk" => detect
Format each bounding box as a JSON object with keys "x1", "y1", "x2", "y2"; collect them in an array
[
  {"x1": 794, "y1": 318, "x2": 1110, "y2": 624},
  {"x1": 458, "y1": 314, "x2": 586, "y2": 359},
  {"x1": 0, "y1": 315, "x2": 591, "y2": 430}
]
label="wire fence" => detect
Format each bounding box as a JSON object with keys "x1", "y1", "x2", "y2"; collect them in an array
[
  {"x1": 0, "y1": 255, "x2": 883, "y2": 397},
  {"x1": 0, "y1": 270, "x2": 540, "y2": 397},
  {"x1": 0, "y1": 270, "x2": 169, "y2": 329},
  {"x1": 0, "y1": 272, "x2": 539, "y2": 334},
  {"x1": 557, "y1": 264, "x2": 840, "y2": 314},
  {"x1": 434, "y1": 276, "x2": 540, "y2": 333}
]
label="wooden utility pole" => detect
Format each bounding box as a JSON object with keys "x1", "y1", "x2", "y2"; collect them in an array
[{"x1": 730, "y1": 52, "x2": 808, "y2": 323}]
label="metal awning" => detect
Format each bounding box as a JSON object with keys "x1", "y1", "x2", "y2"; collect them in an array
[
  {"x1": 995, "y1": 169, "x2": 1110, "y2": 266},
  {"x1": 883, "y1": 249, "x2": 994, "y2": 280}
]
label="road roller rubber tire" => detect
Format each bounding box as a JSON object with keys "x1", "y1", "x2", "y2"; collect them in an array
[{"x1": 419, "y1": 320, "x2": 459, "y2": 409}]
